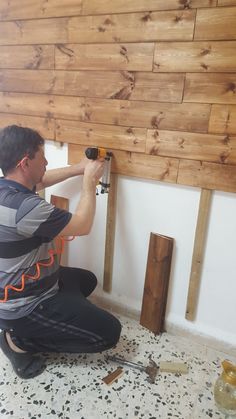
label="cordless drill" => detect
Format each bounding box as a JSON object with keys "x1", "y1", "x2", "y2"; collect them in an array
[{"x1": 85, "y1": 147, "x2": 112, "y2": 194}]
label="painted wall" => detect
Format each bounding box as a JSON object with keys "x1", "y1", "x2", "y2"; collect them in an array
[{"x1": 44, "y1": 141, "x2": 236, "y2": 352}]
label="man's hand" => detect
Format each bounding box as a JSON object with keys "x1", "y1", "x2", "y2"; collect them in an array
[
  {"x1": 83, "y1": 159, "x2": 105, "y2": 188},
  {"x1": 59, "y1": 158, "x2": 105, "y2": 237},
  {"x1": 74, "y1": 157, "x2": 91, "y2": 175}
]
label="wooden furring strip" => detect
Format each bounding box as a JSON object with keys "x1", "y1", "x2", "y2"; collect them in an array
[
  {"x1": 185, "y1": 188, "x2": 212, "y2": 321},
  {"x1": 50, "y1": 195, "x2": 69, "y2": 266},
  {"x1": 103, "y1": 173, "x2": 117, "y2": 293}
]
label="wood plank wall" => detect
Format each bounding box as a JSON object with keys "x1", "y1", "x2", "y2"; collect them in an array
[{"x1": 1, "y1": 1, "x2": 236, "y2": 192}]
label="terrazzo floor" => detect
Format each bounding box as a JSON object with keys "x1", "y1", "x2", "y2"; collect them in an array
[{"x1": 0, "y1": 313, "x2": 235, "y2": 419}]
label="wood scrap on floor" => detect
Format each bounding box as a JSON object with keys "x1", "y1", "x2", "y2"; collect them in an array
[
  {"x1": 102, "y1": 367, "x2": 124, "y2": 385},
  {"x1": 159, "y1": 361, "x2": 189, "y2": 374}
]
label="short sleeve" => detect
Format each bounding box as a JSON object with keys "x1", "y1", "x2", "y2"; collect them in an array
[{"x1": 16, "y1": 194, "x2": 72, "y2": 239}]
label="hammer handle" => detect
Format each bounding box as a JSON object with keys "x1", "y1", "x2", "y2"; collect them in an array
[{"x1": 106, "y1": 355, "x2": 145, "y2": 372}]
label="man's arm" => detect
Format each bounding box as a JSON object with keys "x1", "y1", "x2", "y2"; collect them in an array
[
  {"x1": 59, "y1": 159, "x2": 104, "y2": 237},
  {"x1": 36, "y1": 159, "x2": 89, "y2": 191}
]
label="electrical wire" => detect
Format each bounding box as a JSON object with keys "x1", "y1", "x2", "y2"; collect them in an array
[{"x1": 0, "y1": 236, "x2": 74, "y2": 303}]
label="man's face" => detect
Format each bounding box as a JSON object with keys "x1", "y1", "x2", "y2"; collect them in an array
[{"x1": 28, "y1": 146, "x2": 48, "y2": 185}]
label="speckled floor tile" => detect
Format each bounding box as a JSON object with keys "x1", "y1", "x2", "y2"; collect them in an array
[{"x1": 0, "y1": 314, "x2": 235, "y2": 419}]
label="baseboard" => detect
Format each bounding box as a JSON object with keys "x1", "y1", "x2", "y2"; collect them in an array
[
  {"x1": 165, "y1": 317, "x2": 236, "y2": 357},
  {"x1": 90, "y1": 293, "x2": 236, "y2": 357},
  {"x1": 89, "y1": 293, "x2": 140, "y2": 321}
]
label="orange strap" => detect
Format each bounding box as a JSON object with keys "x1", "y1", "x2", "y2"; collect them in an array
[{"x1": 0, "y1": 236, "x2": 74, "y2": 303}]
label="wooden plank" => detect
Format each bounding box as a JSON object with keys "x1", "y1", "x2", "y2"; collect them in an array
[
  {"x1": 83, "y1": 0, "x2": 216, "y2": 14},
  {"x1": 209, "y1": 105, "x2": 236, "y2": 135},
  {"x1": 140, "y1": 232, "x2": 174, "y2": 334},
  {"x1": 107, "y1": 150, "x2": 179, "y2": 184},
  {"x1": 185, "y1": 189, "x2": 212, "y2": 321},
  {"x1": 56, "y1": 119, "x2": 147, "y2": 153},
  {"x1": 0, "y1": 92, "x2": 86, "y2": 121},
  {"x1": 50, "y1": 195, "x2": 69, "y2": 211},
  {"x1": 177, "y1": 159, "x2": 236, "y2": 193},
  {"x1": 0, "y1": 70, "x2": 184, "y2": 102},
  {"x1": 68, "y1": 145, "x2": 236, "y2": 192},
  {"x1": 0, "y1": 92, "x2": 210, "y2": 132},
  {"x1": 55, "y1": 43, "x2": 154, "y2": 71},
  {"x1": 103, "y1": 173, "x2": 117, "y2": 293},
  {"x1": 50, "y1": 195, "x2": 69, "y2": 266},
  {"x1": 0, "y1": 17, "x2": 68, "y2": 45},
  {"x1": 218, "y1": 0, "x2": 236, "y2": 5},
  {"x1": 68, "y1": 144, "x2": 179, "y2": 184},
  {"x1": 184, "y1": 73, "x2": 236, "y2": 104},
  {"x1": 0, "y1": 70, "x2": 59, "y2": 95},
  {"x1": 0, "y1": 113, "x2": 55, "y2": 139},
  {"x1": 102, "y1": 368, "x2": 124, "y2": 385},
  {"x1": 84, "y1": 99, "x2": 210, "y2": 132},
  {"x1": 195, "y1": 7, "x2": 236, "y2": 40},
  {"x1": 68, "y1": 144, "x2": 86, "y2": 164},
  {"x1": 0, "y1": 45, "x2": 54, "y2": 70},
  {"x1": 0, "y1": 0, "x2": 82, "y2": 20},
  {"x1": 68, "y1": 10, "x2": 196, "y2": 43},
  {"x1": 154, "y1": 41, "x2": 236, "y2": 73},
  {"x1": 146, "y1": 129, "x2": 236, "y2": 164}
]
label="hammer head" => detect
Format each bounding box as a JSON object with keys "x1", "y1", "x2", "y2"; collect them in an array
[{"x1": 145, "y1": 355, "x2": 158, "y2": 384}]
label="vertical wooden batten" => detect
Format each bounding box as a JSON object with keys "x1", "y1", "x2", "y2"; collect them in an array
[
  {"x1": 103, "y1": 173, "x2": 118, "y2": 293},
  {"x1": 50, "y1": 195, "x2": 69, "y2": 266},
  {"x1": 185, "y1": 189, "x2": 212, "y2": 321}
]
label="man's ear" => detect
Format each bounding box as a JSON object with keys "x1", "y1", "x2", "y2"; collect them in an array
[{"x1": 19, "y1": 156, "x2": 29, "y2": 171}]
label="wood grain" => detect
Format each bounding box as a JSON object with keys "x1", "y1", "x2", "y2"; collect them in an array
[
  {"x1": 209, "y1": 105, "x2": 236, "y2": 135},
  {"x1": 0, "y1": 92, "x2": 86, "y2": 121},
  {"x1": 0, "y1": 45, "x2": 54, "y2": 69},
  {"x1": 0, "y1": 113, "x2": 55, "y2": 139},
  {"x1": 0, "y1": 93, "x2": 210, "y2": 132},
  {"x1": 0, "y1": 18, "x2": 68, "y2": 45},
  {"x1": 140, "y1": 232, "x2": 174, "y2": 334},
  {"x1": 112, "y1": 150, "x2": 179, "y2": 183},
  {"x1": 146, "y1": 129, "x2": 236, "y2": 164},
  {"x1": 68, "y1": 144, "x2": 179, "y2": 184},
  {"x1": 184, "y1": 73, "x2": 236, "y2": 104},
  {"x1": 185, "y1": 189, "x2": 212, "y2": 321},
  {"x1": 56, "y1": 119, "x2": 146, "y2": 153},
  {"x1": 103, "y1": 173, "x2": 117, "y2": 293},
  {"x1": 195, "y1": 7, "x2": 236, "y2": 40},
  {"x1": 154, "y1": 41, "x2": 236, "y2": 73},
  {"x1": 68, "y1": 10, "x2": 196, "y2": 43},
  {"x1": 55, "y1": 43, "x2": 154, "y2": 71},
  {"x1": 0, "y1": 0, "x2": 82, "y2": 20},
  {"x1": 177, "y1": 159, "x2": 236, "y2": 192},
  {"x1": 84, "y1": 99, "x2": 210, "y2": 132},
  {"x1": 0, "y1": 70, "x2": 184, "y2": 102},
  {"x1": 102, "y1": 368, "x2": 124, "y2": 385},
  {"x1": 83, "y1": 0, "x2": 216, "y2": 14},
  {"x1": 218, "y1": 0, "x2": 236, "y2": 5}
]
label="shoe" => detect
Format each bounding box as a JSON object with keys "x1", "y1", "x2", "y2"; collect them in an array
[{"x1": 0, "y1": 331, "x2": 46, "y2": 379}]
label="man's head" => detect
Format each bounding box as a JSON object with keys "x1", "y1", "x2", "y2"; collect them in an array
[
  {"x1": 0, "y1": 125, "x2": 48, "y2": 189},
  {"x1": 0, "y1": 125, "x2": 45, "y2": 176}
]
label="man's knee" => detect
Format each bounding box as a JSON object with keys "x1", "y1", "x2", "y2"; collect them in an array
[{"x1": 106, "y1": 314, "x2": 122, "y2": 346}]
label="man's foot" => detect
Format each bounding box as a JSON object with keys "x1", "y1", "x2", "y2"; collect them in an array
[
  {"x1": 6, "y1": 332, "x2": 26, "y2": 353},
  {"x1": 0, "y1": 331, "x2": 46, "y2": 379}
]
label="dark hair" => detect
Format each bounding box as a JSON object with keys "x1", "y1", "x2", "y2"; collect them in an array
[{"x1": 0, "y1": 125, "x2": 44, "y2": 175}]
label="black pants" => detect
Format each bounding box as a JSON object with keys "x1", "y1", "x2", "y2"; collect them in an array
[{"x1": 0, "y1": 267, "x2": 121, "y2": 353}]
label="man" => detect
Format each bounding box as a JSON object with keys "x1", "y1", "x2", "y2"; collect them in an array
[{"x1": 0, "y1": 125, "x2": 121, "y2": 379}]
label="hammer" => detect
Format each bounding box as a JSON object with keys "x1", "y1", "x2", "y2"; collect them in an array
[{"x1": 106, "y1": 354, "x2": 158, "y2": 384}]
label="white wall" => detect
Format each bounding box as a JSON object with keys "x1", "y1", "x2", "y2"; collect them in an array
[{"x1": 44, "y1": 142, "x2": 236, "y2": 352}]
